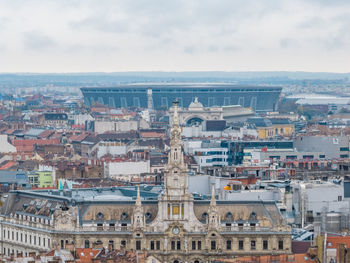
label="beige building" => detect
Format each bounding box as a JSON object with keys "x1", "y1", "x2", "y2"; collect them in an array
[
  {"x1": 0, "y1": 103, "x2": 291, "y2": 262},
  {"x1": 169, "y1": 98, "x2": 223, "y2": 127}
]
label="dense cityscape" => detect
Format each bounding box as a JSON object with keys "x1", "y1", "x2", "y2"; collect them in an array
[
  {"x1": 1, "y1": 0, "x2": 350, "y2": 262},
  {"x1": 0, "y1": 76, "x2": 349, "y2": 262}
]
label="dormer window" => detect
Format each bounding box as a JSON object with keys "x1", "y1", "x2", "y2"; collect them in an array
[{"x1": 121, "y1": 212, "x2": 128, "y2": 220}]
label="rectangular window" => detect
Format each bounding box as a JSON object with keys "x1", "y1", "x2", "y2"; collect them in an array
[
  {"x1": 278, "y1": 240, "x2": 284, "y2": 250},
  {"x1": 171, "y1": 241, "x2": 175, "y2": 250},
  {"x1": 224, "y1": 97, "x2": 230, "y2": 106},
  {"x1": 48, "y1": 238, "x2": 50, "y2": 248},
  {"x1": 136, "y1": 240, "x2": 141, "y2": 250},
  {"x1": 208, "y1": 97, "x2": 215, "y2": 107},
  {"x1": 121, "y1": 240, "x2": 126, "y2": 247},
  {"x1": 338, "y1": 196, "x2": 342, "y2": 201},
  {"x1": 34, "y1": 236, "x2": 36, "y2": 245},
  {"x1": 239, "y1": 240, "x2": 244, "y2": 250},
  {"x1": 156, "y1": 241, "x2": 160, "y2": 250},
  {"x1": 263, "y1": 240, "x2": 268, "y2": 250},
  {"x1": 161, "y1": 97, "x2": 168, "y2": 107},
  {"x1": 340, "y1": 147, "x2": 349, "y2": 151},
  {"x1": 177, "y1": 240, "x2": 181, "y2": 250},
  {"x1": 251, "y1": 240, "x2": 256, "y2": 250},
  {"x1": 25, "y1": 234, "x2": 27, "y2": 243},
  {"x1": 150, "y1": 241, "x2": 154, "y2": 250},
  {"x1": 226, "y1": 240, "x2": 232, "y2": 250},
  {"x1": 38, "y1": 237, "x2": 41, "y2": 246},
  {"x1": 211, "y1": 240, "x2": 216, "y2": 250},
  {"x1": 172, "y1": 205, "x2": 179, "y2": 215},
  {"x1": 16, "y1": 232, "x2": 18, "y2": 241},
  {"x1": 21, "y1": 233, "x2": 23, "y2": 242},
  {"x1": 43, "y1": 238, "x2": 46, "y2": 247},
  {"x1": 30, "y1": 235, "x2": 32, "y2": 245},
  {"x1": 192, "y1": 240, "x2": 196, "y2": 250},
  {"x1": 198, "y1": 241, "x2": 201, "y2": 250},
  {"x1": 303, "y1": 155, "x2": 314, "y2": 159}
]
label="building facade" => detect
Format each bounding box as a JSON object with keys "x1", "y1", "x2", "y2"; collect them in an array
[{"x1": 0, "y1": 103, "x2": 291, "y2": 262}]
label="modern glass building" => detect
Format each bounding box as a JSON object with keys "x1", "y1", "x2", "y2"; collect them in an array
[{"x1": 81, "y1": 84, "x2": 282, "y2": 112}]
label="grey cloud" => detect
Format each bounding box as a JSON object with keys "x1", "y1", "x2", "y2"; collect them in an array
[
  {"x1": 297, "y1": 17, "x2": 328, "y2": 29},
  {"x1": 70, "y1": 16, "x2": 129, "y2": 33},
  {"x1": 22, "y1": 31, "x2": 56, "y2": 50},
  {"x1": 280, "y1": 38, "x2": 295, "y2": 49},
  {"x1": 222, "y1": 45, "x2": 241, "y2": 52},
  {"x1": 184, "y1": 46, "x2": 195, "y2": 54}
]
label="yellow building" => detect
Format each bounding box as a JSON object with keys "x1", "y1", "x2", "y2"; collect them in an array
[
  {"x1": 248, "y1": 117, "x2": 294, "y2": 139},
  {"x1": 270, "y1": 118, "x2": 295, "y2": 137},
  {"x1": 248, "y1": 118, "x2": 275, "y2": 139}
]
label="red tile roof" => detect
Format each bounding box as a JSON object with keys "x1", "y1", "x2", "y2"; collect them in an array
[
  {"x1": 75, "y1": 248, "x2": 101, "y2": 263},
  {"x1": 72, "y1": 124, "x2": 85, "y2": 130},
  {"x1": 217, "y1": 254, "x2": 317, "y2": 262},
  {"x1": 0, "y1": 161, "x2": 17, "y2": 170},
  {"x1": 38, "y1": 130, "x2": 55, "y2": 139},
  {"x1": 13, "y1": 139, "x2": 60, "y2": 152},
  {"x1": 70, "y1": 134, "x2": 89, "y2": 143},
  {"x1": 327, "y1": 236, "x2": 350, "y2": 249}
]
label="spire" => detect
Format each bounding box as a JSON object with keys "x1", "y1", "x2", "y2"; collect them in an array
[
  {"x1": 132, "y1": 185, "x2": 145, "y2": 230},
  {"x1": 170, "y1": 101, "x2": 182, "y2": 143},
  {"x1": 173, "y1": 100, "x2": 179, "y2": 127},
  {"x1": 207, "y1": 183, "x2": 220, "y2": 229},
  {"x1": 136, "y1": 185, "x2": 141, "y2": 207},
  {"x1": 210, "y1": 184, "x2": 216, "y2": 207}
]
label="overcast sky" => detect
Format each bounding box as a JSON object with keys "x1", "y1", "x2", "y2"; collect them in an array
[{"x1": 0, "y1": 0, "x2": 349, "y2": 73}]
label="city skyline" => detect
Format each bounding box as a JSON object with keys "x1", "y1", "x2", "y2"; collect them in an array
[{"x1": 0, "y1": 0, "x2": 349, "y2": 73}]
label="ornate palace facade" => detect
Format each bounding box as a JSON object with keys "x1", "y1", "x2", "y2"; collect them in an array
[{"x1": 0, "y1": 102, "x2": 291, "y2": 262}]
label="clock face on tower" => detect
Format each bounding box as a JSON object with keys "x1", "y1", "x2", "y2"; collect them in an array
[{"x1": 172, "y1": 226, "x2": 180, "y2": 235}]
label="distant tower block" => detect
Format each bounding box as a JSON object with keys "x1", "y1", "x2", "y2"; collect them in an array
[{"x1": 147, "y1": 89, "x2": 153, "y2": 110}]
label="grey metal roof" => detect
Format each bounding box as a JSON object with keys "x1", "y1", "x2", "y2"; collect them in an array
[
  {"x1": 0, "y1": 171, "x2": 28, "y2": 184},
  {"x1": 81, "y1": 83, "x2": 282, "y2": 91},
  {"x1": 247, "y1": 117, "x2": 273, "y2": 127},
  {"x1": 24, "y1": 128, "x2": 46, "y2": 137}
]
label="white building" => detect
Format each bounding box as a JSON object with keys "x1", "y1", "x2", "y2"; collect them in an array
[
  {"x1": 292, "y1": 181, "x2": 349, "y2": 228},
  {"x1": 97, "y1": 142, "x2": 127, "y2": 158},
  {"x1": 104, "y1": 160, "x2": 150, "y2": 181},
  {"x1": 184, "y1": 140, "x2": 229, "y2": 171},
  {"x1": 94, "y1": 119, "x2": 149, "y2": 134},
  {"x1": 0, "y1": 135, "x2": 16, "y2": 153},
  {"x1": 68, "y1": 113, "x2": 94, "y2": 125},
  {"x1": 249, "y1": 148, "x2": 325, "y2": 165}
]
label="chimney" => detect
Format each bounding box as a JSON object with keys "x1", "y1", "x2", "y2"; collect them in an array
[
  {"x1": 92, "y1": 241, "x2": 104, "y2": 249},
  {"x1": 108, "y1": 243, "x2": 114, "y2": 252},
  {"x1": 65, "y1": 243, "x2": 75, "y2": 252}
]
